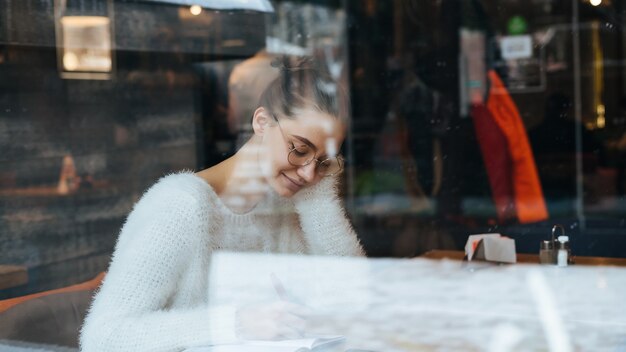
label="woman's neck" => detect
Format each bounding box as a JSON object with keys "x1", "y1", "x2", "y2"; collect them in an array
[{"x1": 197, "y1": 138, "x2": 271, "y2": 214}]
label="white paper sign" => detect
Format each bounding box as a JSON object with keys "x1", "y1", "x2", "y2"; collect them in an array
[{"x1": 501, "y1": 35, "x2": 533, "y2": 60}]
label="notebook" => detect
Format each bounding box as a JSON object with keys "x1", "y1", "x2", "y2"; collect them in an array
[{"x1": 184, "y1": 335, "x2": 345, "y2": 352}]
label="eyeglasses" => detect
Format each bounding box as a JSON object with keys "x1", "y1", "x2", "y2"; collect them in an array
[{"x1": 271, "y1": 113, "x2": 344, "y2": 177}]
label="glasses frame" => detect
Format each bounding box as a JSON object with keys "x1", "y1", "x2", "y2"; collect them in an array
[{"x1": 270, "y1": 112, "x2": 344, "y2": 177}]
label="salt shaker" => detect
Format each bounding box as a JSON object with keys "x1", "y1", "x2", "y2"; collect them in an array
[{"x1": 557, "y1": 236, "x2": 570, "y2": 267}]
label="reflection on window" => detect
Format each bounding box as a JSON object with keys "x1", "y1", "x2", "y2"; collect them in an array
[
  {"x1": 0, "y1": 0, "x2": 625, "y2": 301},
  {"x1": 54, "y1": 0, "x2": 114, "y2": 79}
]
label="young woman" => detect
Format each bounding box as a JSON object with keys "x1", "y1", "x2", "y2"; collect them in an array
[{"x1": 79, "y1": 57, "x2": 364, "y2": 352}]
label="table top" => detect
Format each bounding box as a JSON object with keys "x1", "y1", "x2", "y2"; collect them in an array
[
  {"x1": 421, "y1": 249, "x2": 626, "y2": 267},
  {"x1": 0, "y1": 265, "x2": 28, "y2": 291},
  {"x1": 208, "y1": 252, "x2": 626, "y2": 352},
  {"x1": 0, "y1": 180, "x2": 111, "y2": 198},
  {"x1": 0, "y1": 339, "x2": 76, "y2": 352}
]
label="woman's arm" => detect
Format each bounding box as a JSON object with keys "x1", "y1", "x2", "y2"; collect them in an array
[
  {"x1": 80, "y1": 189, "x2": 238, "y2": 352},
  {"x1": 292, "y1": 177, "x2": 365, "y2": 256}
]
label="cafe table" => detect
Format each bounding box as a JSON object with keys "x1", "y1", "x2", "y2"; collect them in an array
[
  {"x1": 2, "y1": 251, "x2": 625, "y2": 351},
  {"x1": 0, "y1": 265, "x2": 28, "y2": 291},
  {"x1": 207, "y1": 251, "x2": 626, "y2": 352}
]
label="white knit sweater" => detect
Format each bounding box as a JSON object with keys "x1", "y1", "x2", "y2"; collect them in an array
[{"x1": 79, "y1": 172, "x2": 364, "y2": 352}]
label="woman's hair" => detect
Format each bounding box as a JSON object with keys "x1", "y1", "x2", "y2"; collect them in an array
[{"x1": 259, "y1": 56, "x2": 349, "y2": 124}]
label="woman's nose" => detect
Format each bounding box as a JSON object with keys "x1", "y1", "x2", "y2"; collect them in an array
[{"x1": 297, "y1": 161, "x2": 317, "y2": 183}]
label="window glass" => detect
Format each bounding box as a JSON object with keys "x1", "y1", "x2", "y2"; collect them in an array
[{"x1": 1, "y1": 1, "x2": 625, "y2": 349}]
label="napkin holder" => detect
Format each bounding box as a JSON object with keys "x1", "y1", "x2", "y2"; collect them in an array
[{"x1": 465, "y1": 234, "x2": 517, "y2": 264}]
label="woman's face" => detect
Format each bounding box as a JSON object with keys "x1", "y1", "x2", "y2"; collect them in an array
[{"x1": 258, "y1": 107, "x2": 345, "y2": 197}]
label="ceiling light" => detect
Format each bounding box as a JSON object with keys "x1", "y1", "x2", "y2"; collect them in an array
[{"x1": 190, "y1": 5, "x2": 202, "y2": 15}]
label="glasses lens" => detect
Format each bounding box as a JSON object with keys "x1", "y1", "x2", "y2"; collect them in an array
[
  {"x1": 288, "y1": 145, "x2": 314, "y2": 166},
  {"x1": 318, "y1": 157, "x2": 344, "y2": 176}
]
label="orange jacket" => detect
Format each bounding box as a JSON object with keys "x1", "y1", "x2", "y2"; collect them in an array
[{"x1": 472, "y1": 70, "x2": 548, "y2": 224}]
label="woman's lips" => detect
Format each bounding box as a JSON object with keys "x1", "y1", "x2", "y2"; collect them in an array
[{"x1": 282, "y1": 173, "x2": 303, "y2": 192}]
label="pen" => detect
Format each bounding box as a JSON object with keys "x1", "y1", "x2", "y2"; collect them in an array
[
  {"x1": 270, "y1": 272, "x2": 290, "y2": 301},
  {"x1": 270, "y1": 273, "x2": 322, "y2": 321}
]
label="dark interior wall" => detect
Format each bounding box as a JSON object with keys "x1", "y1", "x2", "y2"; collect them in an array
[
  {"x1": 0, "y1": 52, "x2": 199, "y2": 298},
  {"x1": 0, "y1": 0, "x2": 264, "y2": 298}
]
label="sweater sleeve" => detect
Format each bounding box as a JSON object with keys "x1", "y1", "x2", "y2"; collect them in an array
[
  {"x1": 80, "y1": 187, "x2": 238, "y2": 352},
  {"x1": 292, "y1": 177, "x2": 365, "y2": 256}
]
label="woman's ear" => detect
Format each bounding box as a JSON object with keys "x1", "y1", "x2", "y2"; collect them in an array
[{"x1": 252, "y1": 107, "x2": 271, "y2": 136}]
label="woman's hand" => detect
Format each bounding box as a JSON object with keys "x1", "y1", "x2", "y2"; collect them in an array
[
  {"x1": 235, "y1": 301, "x2": 310, "y2": 341},
  {"x1": 291, "y1": 176, "x2": 365, "y2": 256},
  {"x1": 292, "y1": 176, "x2": 337, "y2": 207}
]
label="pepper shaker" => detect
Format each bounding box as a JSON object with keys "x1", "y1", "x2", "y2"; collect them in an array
[
  {"x1": 539, "y1": 225, "x2": 565, "y2": 264},
  {"x1": 539, "y1": 240, "x2": 555, "y2": 264}
]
